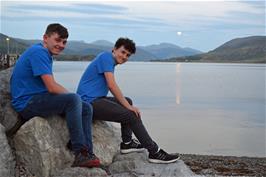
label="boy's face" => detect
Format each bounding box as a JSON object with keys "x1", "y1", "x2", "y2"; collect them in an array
[
  {"x1": 112, "y1": 46, "x2": 132, "y2": 64},
  {"x1": 43, "y1": 32, "x2": 67, "y2": 55}
]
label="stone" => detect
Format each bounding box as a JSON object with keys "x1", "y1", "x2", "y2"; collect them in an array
[
  {"x1": 13, "y1": 116, "x2": 120, "y2": 177},
  {"x1": 52, "y1": 167, "x2": 108, "y2": 177},
  {"x1": 92, "y1": 120, "x2": 120, "y2": 165},
  {"x1": 13, "y1": 117, "x2": 72, "y2": 177},
  {"x1": 0, "y1": 123, "x2": 15, "y2": 177},
  {"x1": 109, "y1": 152, "x2": 195, "y2": 177},
  {"x1": 0, "y1": 67, "x2": 18, "y2": 132}
]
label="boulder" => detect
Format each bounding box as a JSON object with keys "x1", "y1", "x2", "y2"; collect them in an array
[
  {"x1": 52, "y1": 167, "x2": 107, "y2": 177},
  {"x1": 92, "y1": 120, "x2": 120, "y2": 165},
  {"x1": 13, "y1": 116, "x2": 120, "y2": 177},
  {"x1": 109, "y1": 152, "x2": 195, "y2": 177},
  {"x1": 0, "y1": 123, "x2": 15, "y2": 177},
  {"x1": 0, "y1": 67, "x2": 18, "y2": 132}
]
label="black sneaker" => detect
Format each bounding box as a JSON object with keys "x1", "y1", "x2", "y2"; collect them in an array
[
  {"x1": 120, "y1": 139, "x2": 145, "y2": 154},
  {"x1": 148, "y1": 149, "x2": 180, "y2": 164}
]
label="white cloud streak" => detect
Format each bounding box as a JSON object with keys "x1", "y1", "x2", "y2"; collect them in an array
[
  {"x1": 1, "y1": 0, "x2": 264, "y2": 51},
  {"x1": 2, "y1": 1, "x2": 263, "y2": 29}
]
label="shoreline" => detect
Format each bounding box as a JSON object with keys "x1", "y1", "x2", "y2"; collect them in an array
[
  {"x1": 181, "y1": 153, "x2": 266, "y2": 176},
  {"x1": 15, "y1": 153, "x2": 266, "y2": 177}
]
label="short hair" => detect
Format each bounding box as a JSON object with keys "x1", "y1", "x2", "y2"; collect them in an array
[
  {"x1": 45, "y1": 23, "x2": 68, "y2": 39},
  {"x1": 114, "y1": 37, "x2": 136, "y2": 54}
]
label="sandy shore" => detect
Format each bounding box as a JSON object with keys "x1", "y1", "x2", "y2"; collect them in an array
[{"x1": 181, "y1": 154, "x2": 266, "y2": 176}]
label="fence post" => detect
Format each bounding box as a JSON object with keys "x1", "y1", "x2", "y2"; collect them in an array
[{"x1": 7, "y1": 54, "x2": 10, "y2": 67}]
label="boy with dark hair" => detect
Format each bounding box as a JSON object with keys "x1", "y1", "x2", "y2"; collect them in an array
[
  {"x1": 10, "y1": 23, "x2": 100, "y2": 168},
  {"x1": 77, "y1": 37, "x2": 180, "y2": 163}
]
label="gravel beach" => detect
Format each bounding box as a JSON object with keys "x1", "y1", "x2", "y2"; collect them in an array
[{"x1": 181, "y1": 154, "x2": 266, "y2": 176}]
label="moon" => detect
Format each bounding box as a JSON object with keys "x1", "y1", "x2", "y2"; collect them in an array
[{"x1": 177, "y1": 31, "x2": 182, "y2": 36}]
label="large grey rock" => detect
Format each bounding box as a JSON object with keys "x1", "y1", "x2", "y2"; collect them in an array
[
  {"x1": 0, "y1": 123, "x2": 15, "y2": 177},
  {"x1": 13, "y1": 116, "x2": 120, "y2": 177},
  {"x1": 13, "y1": 117, "x2": 72, "y2": 177},
  {"x1": 0, "y1": 67, "x2": 18, "y2": 132},
  {"x1": 109, "y1": 152, "x2": 195, "y2": 177},
  {"x1": 92, "y1": 120, "x2": 120, "y2": 165},
  {"x1": 52, "y1": 167, "x2": 107, "y2": 177}
]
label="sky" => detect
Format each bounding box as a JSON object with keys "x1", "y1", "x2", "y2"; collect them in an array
[{"x1": 0, "y1": 0, "x2": 265, "y2": 52}]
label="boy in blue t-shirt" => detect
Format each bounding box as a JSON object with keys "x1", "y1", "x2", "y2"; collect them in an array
[
  {"x1": 10, "y1": 23, "x2": 100, "y2": 168},
  {"x1": 77, "y1": 38, "x2": 180, "y2": 164}
]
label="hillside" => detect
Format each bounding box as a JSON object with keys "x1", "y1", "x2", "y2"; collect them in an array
[
  {"x1": 0, "y1": 33, "x2": 200, "y2": 61},
  {"x1": 161, "y1": 36, "x2": 266, "y2": 63},
  {"x1": 142, "y1": 43, "x2": 202, "y2": 59},
  {"x1": 0, "y1": 33, "x2": 28, "y2": 54}
]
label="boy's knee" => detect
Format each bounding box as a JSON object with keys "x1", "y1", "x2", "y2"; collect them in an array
[
  {"x1": 124, "y1": 111, "x2": 141, "y2": 124},
  {"x1": 66, "y1": 93, "x2": 81, "y2": 105},
  {"x1": 82, "y1": 102, "x2": 93, "y2": 114}
]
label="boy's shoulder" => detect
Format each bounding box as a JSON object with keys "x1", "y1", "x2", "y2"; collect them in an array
[
  {"x1": 98, "y1": 51, "x2": 112, "y2": 59},
  {"x1": 25, "y1": 43, "x2": 49, "y2": 56},
  {"x1": 93, "y1": 51, "x2": 113, "y2": 63}
]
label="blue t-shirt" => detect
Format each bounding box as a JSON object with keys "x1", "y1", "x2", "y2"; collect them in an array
[
  {"x1": 10, "y1": 43, "x2": 53, "y2": 112},
  {"x1": 77, "y1": 51, "x2": 115, "y2": 103}
]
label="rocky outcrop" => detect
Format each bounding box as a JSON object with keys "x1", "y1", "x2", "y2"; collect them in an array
[
  {"x1": 0, "y1": 67, "x2": 18, "y2": 132},
  {"x1": 92, "y1": 120, "x2": 120, "y2": 165},
  {"x1": 13, "y1": 116, "x2": 120, "y2": 177},
  {"x1": 109, "y1": 152, "x2": 194, "y2": 177},
  {"x1": 52, "y1": 167, "x2": 107, "y2": 177},
  {"x1": 0, "y1": 124, "x2": 15, "y2": 177}
]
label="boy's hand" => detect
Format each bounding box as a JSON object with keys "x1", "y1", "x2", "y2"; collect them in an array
[{"x1": 128, "y1": 106, "x2": 141, "y2": 118}]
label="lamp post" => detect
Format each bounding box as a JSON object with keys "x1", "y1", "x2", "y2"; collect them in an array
[{"x1": 6, "y1": 37, "x2": 10, "y2": 54}]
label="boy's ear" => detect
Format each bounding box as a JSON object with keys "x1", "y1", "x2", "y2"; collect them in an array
[
  {"x1": 43, "y1": 34, "x2": 49, "y2": 41},
  {"x1": 43, "y1": 35, "x2": 48, "y2": 43},
  {"x1": 112, "y1": 47, "x2": 117, "y2": 53}
]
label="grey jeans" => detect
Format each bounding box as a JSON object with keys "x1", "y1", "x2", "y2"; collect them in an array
[{"x1": 91, "y1": 97, "x2": 158, "y2": 154}]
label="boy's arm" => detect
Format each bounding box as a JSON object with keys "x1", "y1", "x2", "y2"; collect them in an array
[
  {"x1": 41, "y1": 74, "x2": 68, "y2": 94},
  {"x1": 104, "y1": 72, "x2": 140, "y2": 117}
]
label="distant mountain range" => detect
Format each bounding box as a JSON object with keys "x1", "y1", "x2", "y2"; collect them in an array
[
  {"x1": 1, "y1": 33, "x2": 265, "y2": 63},
  {"x1": 140, "y1": 43, "x2": 201, "y2": 59},
  {"x1": 160, "y1": 36, "x2": 266, "y2": 63},
  {"x1": 0, "y1": 33, "x2": 201, "y2": 61}
]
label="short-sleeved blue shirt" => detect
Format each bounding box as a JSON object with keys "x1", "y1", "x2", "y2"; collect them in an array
[
  {"x1": 10, "y1": 43, "x2": 53, "y2": 112},
  {"x1": 77, "y1": 52, "x2": 115, "y2": 103}
]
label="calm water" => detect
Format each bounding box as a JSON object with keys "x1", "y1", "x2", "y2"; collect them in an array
[{"x1": 53, "y1": 61, "x2": 266, "y2": 157}]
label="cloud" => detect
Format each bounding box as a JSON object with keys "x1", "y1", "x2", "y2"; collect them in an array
[
  {"x1": 2, "y1": 1, "x2": 263, "y2": 29},
  {"x1": 1, "y1": 0, "x2": 264, "y2": 51},
  {"x1": 3, "y1": 2, "x2": 127, "y2": 16},
  {"x1": 2, "y1": 1, "x2": 169, "y2": 29}
]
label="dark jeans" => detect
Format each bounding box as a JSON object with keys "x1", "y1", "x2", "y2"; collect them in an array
[
  {"x1": 19, "y1": 93, "x2": 93, "y2": 154},
  {"x1": 91, "y1": 97, "x2": 158, "y2": 154}
]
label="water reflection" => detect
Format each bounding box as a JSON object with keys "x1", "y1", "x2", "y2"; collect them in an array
[{"x1": 176, "y1": 63, "x2": 181, "y2": 105}]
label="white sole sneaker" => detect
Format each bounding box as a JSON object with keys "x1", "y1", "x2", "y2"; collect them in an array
[
  {"x1": 120, "y1": 148, "x2": 145, "y2": 154},
  {"x1": 148, "y1": 156, "x2": 180, "y2": 164}
]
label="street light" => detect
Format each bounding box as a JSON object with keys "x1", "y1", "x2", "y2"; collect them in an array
[{"x1": 6, "y1": 37, "x2": 10, "y2": 54}]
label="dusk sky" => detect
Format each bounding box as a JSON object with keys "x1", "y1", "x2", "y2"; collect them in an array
[{"x1": 1, "y1": 0, "x2": 265, "y2": 52}]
